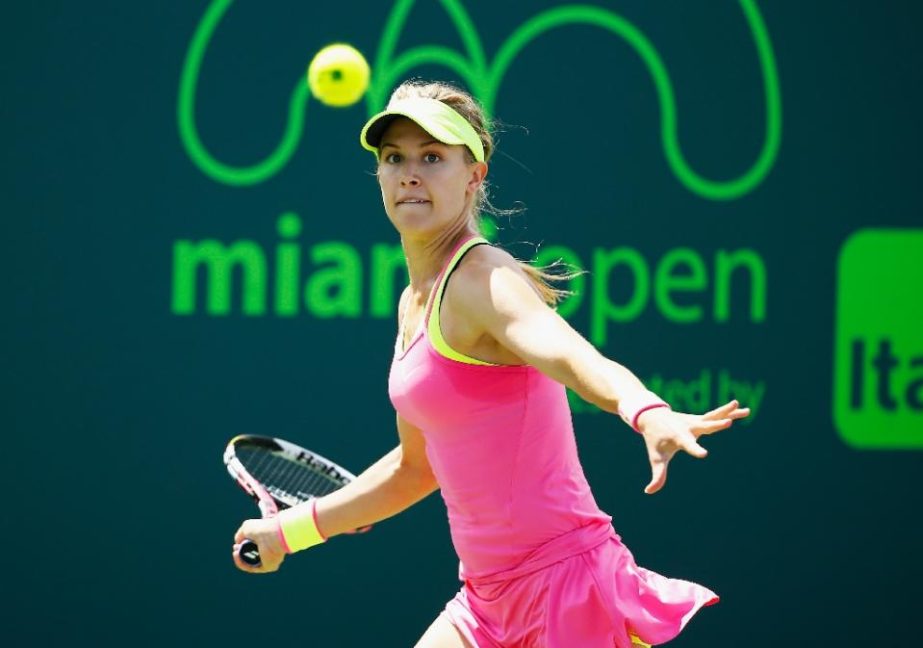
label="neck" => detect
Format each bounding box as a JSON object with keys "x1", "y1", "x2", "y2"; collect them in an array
[{"x1": 401, "y1": 222, "x2": 478, "y2": 292}]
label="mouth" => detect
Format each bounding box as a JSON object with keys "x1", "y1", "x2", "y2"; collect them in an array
[{"x1": 396, "y1": 199, "x2": 431, "y2": 205}]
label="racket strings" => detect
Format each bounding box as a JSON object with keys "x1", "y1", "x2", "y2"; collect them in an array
[
  {"x1": 296, "y1": 467, "x2": 338, "y2": 498},
  {"x1": 245, "y1": 446, "x2": 274, "y2": 481},
  {"x1": 286, "y1": 457, "x2": 341, "y2": 498},
  {"x1": 239, "y1": 447, "x2": 342, "y2": 505},
  {"x1": 240, "y1": 450, "x2": 289, "y2": 497},
  {"x1": 273, "y1": 453, "x2": 299, "y2": 495},
  {"x1": 265, "y1": 454, "x2": 299, "y2": 500}
]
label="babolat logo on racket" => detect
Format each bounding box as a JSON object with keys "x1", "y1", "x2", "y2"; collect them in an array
[
  {"x1": 266, "y1": 485, "x2": 300, "y2": 506},
  {"x1": 833, "y1": 229, "x2": 923, "y2": 448},
  {"x1": 297, "y1": 451, "x2": 351, "y2": 486}
]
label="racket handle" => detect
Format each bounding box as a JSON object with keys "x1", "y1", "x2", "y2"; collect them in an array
[{"x1": 238, "y1": 539, "x2": 261, "y2": 567}]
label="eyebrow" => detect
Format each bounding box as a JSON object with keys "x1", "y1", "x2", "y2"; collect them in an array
[{"x1": 379, "y1": 139, "x2": 442, "y2": 150}]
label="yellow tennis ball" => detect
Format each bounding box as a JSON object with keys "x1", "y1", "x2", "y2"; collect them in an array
[{"x1": 306, "y1": 43, "x2": 370, "y2": 108}]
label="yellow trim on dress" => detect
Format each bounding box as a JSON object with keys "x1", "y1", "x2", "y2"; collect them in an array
[
  {"x1": 427, "y1": 237, "x2": 498, "y2": 366},
  {"x1": 630, "y1": 633, "x2": 652, "y2": 647}
]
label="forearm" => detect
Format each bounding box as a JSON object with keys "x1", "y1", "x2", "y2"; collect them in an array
[
  {"x1": 563, "y1": 349, "x2": 651, "y2": 416},
  {"x1": 499, "y1": 312, "x2": 655, "y2": 418},
  {"x1": 313, "y1": 446, "x2": 438, "y2": 538}
]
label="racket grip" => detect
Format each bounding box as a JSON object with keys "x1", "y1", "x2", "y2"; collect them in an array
[{"x1": 237, "y1": 539, "x2": 261, "y2": 567}]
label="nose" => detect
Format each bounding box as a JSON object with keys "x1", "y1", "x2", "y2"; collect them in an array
[
  {"x1": 400, "y1": 163, "x2": 421, "y2": 187},
  {"x1": 400, "y1": 173, "x2": 421, "y2": 187}
]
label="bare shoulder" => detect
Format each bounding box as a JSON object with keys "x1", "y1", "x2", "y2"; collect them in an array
[
  {"x1": 455, "y1": 244, "x2": 524, "y2": 286},
  {"x1": 450, "y1": 244, "x2": 543, "y2": 315}
]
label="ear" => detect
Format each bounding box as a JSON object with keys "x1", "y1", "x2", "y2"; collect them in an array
[{"x1": 467, "y1": 161, "x2": 488, "y2": 193}]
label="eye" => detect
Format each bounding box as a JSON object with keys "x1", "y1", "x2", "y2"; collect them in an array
[
  {"x1": 424, "y1": 152, "x2": 441, "y2": 163},
  {"x1": 383, "y1": 153, "x2": 402, "y2": 164}
]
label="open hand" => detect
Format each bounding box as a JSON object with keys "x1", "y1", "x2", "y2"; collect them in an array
[{"x1": 637, "y1": 399, "x2": 750, "y2": 494}]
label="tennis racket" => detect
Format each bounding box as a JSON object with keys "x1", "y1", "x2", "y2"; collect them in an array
[{"x1": 224, "y1": 434, "x2": 370, "y2": 567}]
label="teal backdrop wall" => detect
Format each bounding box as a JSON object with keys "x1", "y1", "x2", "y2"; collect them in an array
[{"x1": 4, "y1": 1, "x2": 922, "y2": 646}]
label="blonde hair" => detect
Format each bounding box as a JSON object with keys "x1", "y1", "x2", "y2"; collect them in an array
[{"x1": 388, "y1": 79, "x2": 581, "y2": 307}]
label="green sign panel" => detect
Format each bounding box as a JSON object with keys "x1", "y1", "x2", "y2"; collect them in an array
[{"x1": 834, "y1": 229, "x2": 923, "y2": 448}]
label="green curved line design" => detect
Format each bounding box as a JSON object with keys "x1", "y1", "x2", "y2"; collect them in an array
[
  {"x1": 381, "y1": 46, "x2": 479, "y2": 97},
  {"x1": 178, "y1": 0, "x2": 782, "y2": 200},
  {"x1": 367, "y1": 0, "x2": 416, "y2": 110},
  {"x1": 367, "y1": 0, "x2": 489, "y2": 110},
  {"x1": 439, "y1": 0, "x2": 488, "y2": 80},
  {"x1": 486, "y1": 2, "x2": 781, "y2": 200},
  {"x1": 177, "y1": 0, "x2": 311, "y2": 186}
]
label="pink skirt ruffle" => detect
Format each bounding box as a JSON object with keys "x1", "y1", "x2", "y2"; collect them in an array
[{"x1": 444, "y1": 528, "x2": 718, "y2": 648}]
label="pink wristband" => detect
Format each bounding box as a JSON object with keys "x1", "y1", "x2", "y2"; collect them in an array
[
  {"x1": 275, "y1": 517, "x2": 293, "y2": 554},
  {"x1": 618, "y1": 390, "x2": 670, "y2": 432}
]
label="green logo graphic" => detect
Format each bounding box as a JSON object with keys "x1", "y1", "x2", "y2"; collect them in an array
[
  {"x1": 171, "y1": 1, "x2": 776, "y2": 336},
  {"x1": 834, "y1": 229, "x2": 923, "y2": 449},
  {"x1": 170, "y1": 212, "x2": 768, "y2": 343},
  {"x1": 178, "y1": 0, "x2": 781, "y2": 200}
]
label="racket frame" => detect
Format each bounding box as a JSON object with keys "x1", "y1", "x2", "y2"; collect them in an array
[
  {"x1": 224, "y1": 434, "x2": 367, "y2": 567},
  {"x1": 224, "y1": 434, "x2": 358, "y2": 513}
]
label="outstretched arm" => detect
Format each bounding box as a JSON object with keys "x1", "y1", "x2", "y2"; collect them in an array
[{"x1": 453, "y1": 248, "x2": 749, "y2": 494}]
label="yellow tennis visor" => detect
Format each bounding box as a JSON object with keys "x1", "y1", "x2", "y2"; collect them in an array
[{"x1": 360, "y1": 97, "x2": 485, "y2": 163}]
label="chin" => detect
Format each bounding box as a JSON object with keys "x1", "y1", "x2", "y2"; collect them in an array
[
  {"x1": 395, "y1": 223, "x2": 441, "y2": 242},
  {"x1": 390, "y1": 214, "x2": 445, "y2": 238}
]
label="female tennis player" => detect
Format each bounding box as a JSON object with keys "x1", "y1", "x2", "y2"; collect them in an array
[{"x1": 233, "y1": 80, "x2": 750, "y2": 647}]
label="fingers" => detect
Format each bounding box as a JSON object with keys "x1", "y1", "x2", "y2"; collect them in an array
[
  {"x1": 702, "y1": 399, "x2": 738, "y2": 418},
  {"x1": 669, "y1": 426, "x2": 710, "y2": 456},
  {"x1": 728, "y1": 407, "x2": 751, "y2": 420},
  {"x1": 231, "y1": 541, "x2": 281, "y2": 574},
  {"x1": 645, "y1": 457, "x2": 667, "y2": 495},
  {"x1": 645, "y1": 434, "x2": 709, "y2": 494},
  {"x1": 696, "y1": 400, "x2": 751, "y2": 437},
  {"x1": 234, "y1": 519, "x2": 259, "y2": 544},
  {"x1": 694, "y1": 418, "x2": 733, "y2": 436},
  {"x1": 703, "y1": 399, "x2": 750, "y2": 420},
  {"x1": 232, "y1": 543, "x2": 261, "y2": 573},
  {"x1": 683, "y1": 436, "x2": 709, "y2": 457},
  {"x1": 232, "y1": 519, "x2": 281, "y2": 574}
]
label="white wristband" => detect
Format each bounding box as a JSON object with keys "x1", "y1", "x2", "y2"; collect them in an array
[{"x1": 618, "y1": 390, "x2": 671, "y2": 432}]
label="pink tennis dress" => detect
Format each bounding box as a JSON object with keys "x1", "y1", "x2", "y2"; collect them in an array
[{"x1": 388, "y1": 236, "x2": 718, "y2": 648}]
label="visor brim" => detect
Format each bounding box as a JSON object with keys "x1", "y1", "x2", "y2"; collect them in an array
[{"x1": 359, "y1": 99, "x2": 485, "y2": 162}]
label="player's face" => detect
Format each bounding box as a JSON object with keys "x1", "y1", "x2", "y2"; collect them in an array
[{"x1": 377, "y1": 118, "x2": 486, "y2": 240}]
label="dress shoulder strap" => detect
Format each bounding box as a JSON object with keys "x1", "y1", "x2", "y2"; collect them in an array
[{"x1": 425, "y1": 236, "x2": 496, "y2": 366}]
